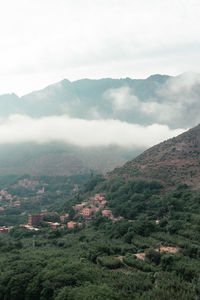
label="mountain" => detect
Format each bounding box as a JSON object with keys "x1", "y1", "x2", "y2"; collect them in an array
[
  {"x1": 0, "y1": 75, "x2": 170, "y2": 119},
  {"x1": 109, "y1": 124, "x2": 200, "y2": 189},
  {"x1": 0, "y1": 72, "x2": 200, "y2": 128},
  {"x1": 0, "y1": 73, "x2": 200, "y2": 176},
  {"x1": 0, "y1": 143, "x2": 138, "y2": 176}
]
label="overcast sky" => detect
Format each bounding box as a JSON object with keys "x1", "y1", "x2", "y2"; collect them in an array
[{"x1": 0, "y1": 0, "x2": 199, "y2": 95}]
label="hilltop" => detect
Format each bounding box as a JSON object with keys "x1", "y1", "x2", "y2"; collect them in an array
[{"x1": 109, "y1": 124, "x2": 200, "y2": 189}]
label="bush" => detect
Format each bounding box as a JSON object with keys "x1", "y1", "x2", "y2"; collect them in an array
[
  {"x1": 96, "y1": 256, "x2": 123, "y2": 269},
  {"x1": 123, "y1": 255, "x2": 156, "y2": 272},
  {"x1": 146, "y1": 249, "x2": 161, "y2": 265}
]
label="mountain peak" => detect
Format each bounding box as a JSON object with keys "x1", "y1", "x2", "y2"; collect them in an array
[{"x1": 147, "y1": 74, "x2": 170, "y2": 82}]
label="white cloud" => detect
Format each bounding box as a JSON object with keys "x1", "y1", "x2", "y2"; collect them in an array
[
  {"x1": 157, "y1": 72, "x2": 200, "y2": 102},
  {"x1": 0, "y1": 114, "x2": 184, "y2": 148},
  {"x1": 104, "y1": 73, "x2": 200, "y2": 127},
  {"x1": 104, "y1": 87, "x2": 139, "y2": 111}
]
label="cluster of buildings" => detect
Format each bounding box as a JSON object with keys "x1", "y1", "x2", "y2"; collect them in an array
[
  {"x1": 16, "y1": 194, "x2": 121, "y2": 231},
  {"x1": 17, "y1": 178, "x2": 45, "y2": 197},
  {"x1": 20, "y1": 213, "x2": 83, "y2": 230},
  {"x1": 17, "y1": 178, "x2": 45, "y2": 194},
  {"x1": 0, "y1": 189, "x2": 16, "y2": 210},
  {"x1": 21, "y1": 211, "x2": 75, "y2": 231},
  {"x1": 73, "y1": 193, "x2": 107, "y2": 218},
  {"x1": 0, "y1": 190, "x2": 125, "y2": 233},
  {"x1": 0, "y1": 189, "x2": 13, "y2": 201},
  {"x1": 17, "y1": 178, "x2": 40, "y2": 189},
  {"x1": 0, "y1": 178, "x2": 45, "y2": 210},
  {"x1": 72, "y1": 193, "x2": 124, "y2": 222},
  {"x1": 0, "y1": 226, "x2": 13, "y2": 233},
  {"x1": 19, "y1": 213, "x2": 62, "y2": 231},
  {"x1": 0, "y1": 191, "x2": 43, "y2": 210}
]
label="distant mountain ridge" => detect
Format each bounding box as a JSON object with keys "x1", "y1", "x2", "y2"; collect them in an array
[
  {"x1": 0, "y1": 72, "x2": 200, "y2": 128},
  {"x1": 0, "y1": 73, "x2": 200, "y2": 176},
  {"x1": 0, "y1": 74, "x2": 170, "y2": 117},
  {"x1": 109, "y1": 124, "x2": 200, "y2": 189}
]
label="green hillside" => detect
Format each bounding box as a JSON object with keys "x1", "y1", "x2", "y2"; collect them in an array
[{"x1": 0, "y1": 125, "x2": 200, "y2": 299}]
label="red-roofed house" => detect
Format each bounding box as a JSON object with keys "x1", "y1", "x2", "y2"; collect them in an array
[
  {"x1": 102, "y1": 210, "x2": 113, "y2": 217},
  {"x1": 67, "y1": 221, "x2": 82, "y2": 229},
  {"x1": 82, "y1": 208, "x2": 95, "y2": 218}
]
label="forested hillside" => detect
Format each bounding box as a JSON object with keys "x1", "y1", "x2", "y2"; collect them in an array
[
  {"x1": 0, "y1": 177, "x2": 200, "y2": 299},
  {"x1": 0, "y1": 124, "x2": 200, "y2": 299},
  {"x1": 0, "y1": 143, "x2": 136, "y2": 176}
]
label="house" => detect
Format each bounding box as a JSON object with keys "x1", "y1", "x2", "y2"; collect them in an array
[
  {"x1": 28, "y1": 214, "x2": 44, "y2": 226},
  {"x1": 102, "y1": 210, "x2": 113, "y2": 217},
  {"x1": 73, "y1": 204, "x2": 85, "y2": 211},
  {"x1": 0, "y1": 226, "x2": 13, "y2": 233},
  {"x1": 60, "y1": 214, "x2": 69, "y2": 222},
  {"x1": 67, "y1": 221, "x2": 76, "y2": 229},
  {"x1": 20, "y1": 224, "x2": 39, "y2": 231},
  {"x1": 82, "y1": 208, "x2": 95, "y2": 218},
  {"x1": 98, "y1": 200, "x2": 107, "y2": 207},
  {"x1": 94, "y1": 193, "x2": 105, "y2": 201},
  {"x1": 5, "y1": 194, "x2": 13, "y2": 201},
  {"x1": 67, "y1": 221, "x2": 82, "y2": 229},
  {"x1": 0, "y1": 227, "x2": 9, "y2": 234},
  {"x1": 112, "y1": 216, "x2": 124, "y2": 221},
  {"x1": 0, "y1": 190, "x2": 7, "y2": 196},
  {"x1": 37, "y1": 187, "x2": 45, "y2": 194},
  {"x1": 73, "y1": 184, "x2": 79, "y2": 192},
  {"x1": 12, "y1": 201, "x2": 21, "y2": 208},
  {"x1": 47, "y1": 222, "x2": 61, "y2": 229}
]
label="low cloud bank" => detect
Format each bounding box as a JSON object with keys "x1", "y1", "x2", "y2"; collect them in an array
[{"x1": 0, "y1": 114, "x2": 185, "y2": 149}]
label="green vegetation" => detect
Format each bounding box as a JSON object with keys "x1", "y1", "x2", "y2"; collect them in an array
[
  {"x1": 0, "y1": 174, "x2": 200, "y2": 299},
  {"x1": 0, "y1": 174, "x2": 90, "y2": 226}
]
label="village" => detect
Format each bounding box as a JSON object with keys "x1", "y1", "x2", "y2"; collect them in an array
[
  {"x1": 0, "y1": 178, "x2": 45, "y2": 210},
  {"x1": 0, "y1": 179, "x2": 181, "y2": 261},
  {"x1": 0, "y1": 180, "x2": 124, "y2": 233},
  {"x1": 0, "y1": 178, "x2": 162, "y2": 236}
]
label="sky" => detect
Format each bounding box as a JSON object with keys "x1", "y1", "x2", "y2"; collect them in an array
[
  {"x1": 0, "y1": 0, "x2": 199, "y2": 151},
  {"x1": 0, "y1": 0, "x2": 200, "y2": 95}
]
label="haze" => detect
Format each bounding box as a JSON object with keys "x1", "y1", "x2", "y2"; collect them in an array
[{"x1": 0, "y1": 0, "x2": 200, "y2": 95}]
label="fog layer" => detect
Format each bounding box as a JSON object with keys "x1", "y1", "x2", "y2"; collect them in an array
[{"x1": 0, "y1": 114, "x2": 185, "y2": 149}]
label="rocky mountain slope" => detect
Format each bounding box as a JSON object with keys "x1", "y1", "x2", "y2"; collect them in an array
[{"x1": 109, "y1": 124, "x2": 200, "y2": 189}]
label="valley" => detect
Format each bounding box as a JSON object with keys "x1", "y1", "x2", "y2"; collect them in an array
[{"x1": 0, "y1": 125, "x2": 200, "y2": 299}]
